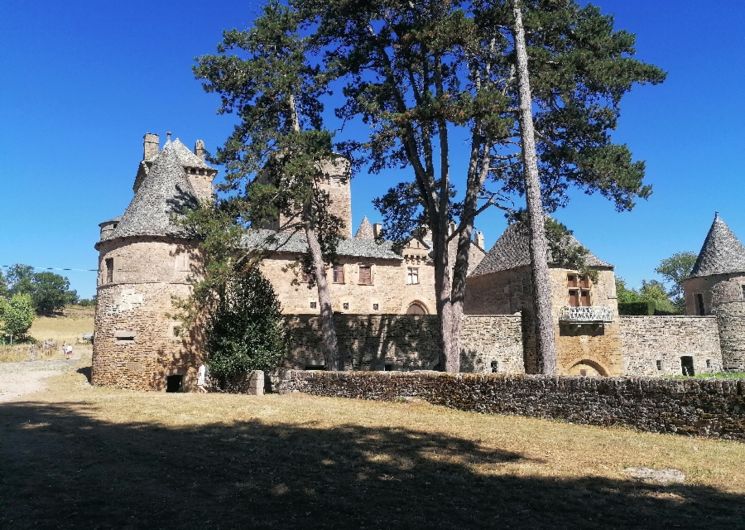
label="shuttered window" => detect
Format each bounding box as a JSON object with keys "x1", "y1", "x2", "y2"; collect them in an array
[{"x1": 359, "y1": 265, "x2": 372, "y2": 285}]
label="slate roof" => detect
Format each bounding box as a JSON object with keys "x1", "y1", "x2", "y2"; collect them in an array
[
  {"x1": 99, "y1": 143, "x2": 198, "y2": 244},
  {"x1": 241, "y1": 228, "x2": 402, "y2": 261},
  {"x1": 355, "y1": 216, "x2": 374, "y2": 240},
  {"x1": 470, "y1": 222, "x2": 612, "y2": 277},
  {"x1": 171, "y1": 138, "x2": 213, "y2": 170},
  {"x1": 689, "y1": 213, "x2": 745, "y2": 278}
]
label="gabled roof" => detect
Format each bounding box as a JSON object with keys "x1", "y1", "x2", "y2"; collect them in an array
[
  {"x1": 170, "y1": 138, "x2": 213, "y2": 170},
  {"x1": 355, "y1": 217, "x2": 374, "y2": 240},
  {"x1": 689, "y1": 213, "x2": 745, "y2": 278},
  {"x1": 470, "y1": 222, "x2": 612, "y2": 277},
  {"x1": 241, "y1": 228, "x2": 402, "y2": 261},
  {"x1": 100, "y1": 143, "x2": 198, "y2": 243}
]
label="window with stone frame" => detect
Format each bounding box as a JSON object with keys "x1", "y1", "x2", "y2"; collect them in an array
[
  {"x1": 567, "y1": 273, "x2": 591, "y2": 307},
  {"x1": 742, "y1": 284, "x2": 745, "y2": 300},
  {"x1": 105, "y1": 258, "x2": 114, "y2": 284},
  {"x1": 406, "y1": 267, "x2": 420, "y2": 285},
  {"x1": 332, "y1": 264, "x2": 345, "y2": 284},
  {"x1": 358, "y1": 265, "x2": 372, "y2": 285},
  {"x1": 696, "y1": 293, "x2": 706, "y2": 315}
]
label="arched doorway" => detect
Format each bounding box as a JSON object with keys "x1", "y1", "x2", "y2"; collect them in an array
[
  {"x1": 567, "y1": 359, "x2": 608, "y2": 377},
  {"x1": 406, "y1": 301, "x2": 429, "y2": 315}
]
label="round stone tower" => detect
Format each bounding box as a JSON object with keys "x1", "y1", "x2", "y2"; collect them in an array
[
  {"x1": 92, "y1": 134, "x2": 215, "y2": 391},
  {"x1": 682, "y1": 213, "x2": 745, "y2": 371}
]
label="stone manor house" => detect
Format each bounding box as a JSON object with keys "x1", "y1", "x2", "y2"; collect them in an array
[{"x1": 92, "y1": 133, "x2": 745, "y2": 391}]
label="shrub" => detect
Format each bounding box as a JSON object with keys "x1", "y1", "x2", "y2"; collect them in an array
[
  {"x1": 0, "y1": 293, "x2": 35, "y2": 343},
  {"x1": 206, "y1": 267, "x2": 287, "y2": 389}
]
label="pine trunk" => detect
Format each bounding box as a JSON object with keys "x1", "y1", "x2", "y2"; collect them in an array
[
  {"x1": 305, "y1": 224, "x2": 341, "y2": 370},
  {"x1": 432, "y1": 225, "x2": 460, "y2": 373},
  {"x1": 512, "y1": 0, "x2": 558, "y2": 375}
]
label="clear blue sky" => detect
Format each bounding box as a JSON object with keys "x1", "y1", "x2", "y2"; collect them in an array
[{"x1": 1, "y1": 1, "x2": 743, "y2": 299}]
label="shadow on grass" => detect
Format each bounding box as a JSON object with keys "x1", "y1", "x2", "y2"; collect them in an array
[{"x1": 0, "y1": 400, "x2": 743, "y2": 529}]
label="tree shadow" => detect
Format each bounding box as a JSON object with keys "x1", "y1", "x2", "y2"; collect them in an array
[{"x1": 0, "y1": 400, "x2": 742, "y2": 529}]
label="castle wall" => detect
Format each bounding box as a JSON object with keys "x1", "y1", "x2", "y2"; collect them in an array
[
  {"x1": 281, "y1": 314, "x2": 524, "y2": 373},
  {"x1": 259, "y1": 255, "x2": 437, "y2": 315},
  {"x1": 619, "y1": 315, "x2": 722, "y2": 376},
  {"x1": 683, "y1": 273, "x2": 745, "y2": 370},
  {"x1": 464, "y1": 266, "x2": 622, "y2": 376},
  {"x1": 92, "y1": 238, "x2": 203, "y2": 391}
]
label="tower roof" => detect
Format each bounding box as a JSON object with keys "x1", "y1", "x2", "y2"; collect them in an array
[
  {"x1": 470, "y1": 222, "x2": 612, "y2": 277},
  {"x1": 355, "y1": 216, "x2": 375, "y2": 240},
  {"x1": 100, "y1": 143, "x2": 198, "y2": 243},
  {"x1": 689, "y1": 213, "x2": 745, "y2": 278},
  {"x1": 170, "y1": 138, "x2": 212, "y2": 170}
]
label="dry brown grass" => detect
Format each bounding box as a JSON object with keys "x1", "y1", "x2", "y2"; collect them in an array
[{"x1": 1, "y1": 359, "x2": 743, "y2": 529}]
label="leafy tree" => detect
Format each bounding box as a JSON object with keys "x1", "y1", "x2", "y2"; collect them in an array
[
  {"x1": 30, "y1": 272, "x2": 77, "y2": 315},
  {"x1": 639, "y1": 279, "x2": 677, "y2": 314},
  {"x1": 615, "y1": 277, "x2": 641, "y2": 304},
  {"x1": 0, "y1": 293, "x2": 35, "y2": 344},
  {"x1": 7, "y1": 264, "x2": 35, "y2": 296},
  {"x1": 297, "y1": 0, "x2": 663, "y2": 372},
  {"x1": 0, "y1": 270, "x2": 7, "y2": 298},
  {"x1": 206, "y1": 267, "x2": 287, "y2": 389},
  {"x1": 194, "y1": 0, "x2": 344, "y2": 369},
  {"x1": 655, "y1": 251, "x2": 696, "y2": 310}
]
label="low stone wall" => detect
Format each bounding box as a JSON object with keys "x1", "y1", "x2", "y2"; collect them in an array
[
  {"x1": 283, "y1": 314, "x2": 524, "y2": 373},
  {"x1": 619, "y1": 316, "x2": 723, "y2": 376},
  {"x1": 278, "y1": 371, "x2": 745, "y2": 441}
]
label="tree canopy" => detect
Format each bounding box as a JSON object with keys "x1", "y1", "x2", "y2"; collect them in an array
[
  {"x1": 0, "y1": 293, "x2": 35, "y2": 344},
  {"x1": 4, "y1": 264, "x2": 77, "y2": 315}
]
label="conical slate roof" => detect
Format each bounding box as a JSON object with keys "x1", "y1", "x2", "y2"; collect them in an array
[
  {"x1": 101, "y1": 143, "x2": 198, "y2": 243},
  {"x1": 355, "y1": 216, "x2": 374, "y2": 240},
  {"x1": 170, "y1": 138, "x2": 212, "y2": 170},
  {"x1": 470, "y1": 222, "x2": 612, "y2": 277},
  {"x1": 689, "y1": 213, "x2": 745, "y2": 278}
]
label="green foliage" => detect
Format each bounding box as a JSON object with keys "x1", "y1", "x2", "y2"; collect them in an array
[
  {"x1": 30, "y1": 272, "x2": 78, "y2": 315},
  {"x1": 615, "y1": 277, "x2": 640, "y2": 304},
  {"x1": 0, "y1": 270, "x2": 8, "y2": 299},
  {"x1": 0, "y1": 293, "x2": 35, "y2": 343},
  {"x1": 206, "y1": 267, "x2": 287, "y2": 387},
  {"x1": 618, "y1": 302, "x2": 653, "y2": 316},
  {"x1": 656, "y1": 251, "x2": 697, "y2": 310},
  {"x1": 194, "y1": 0, "x2": 344, "y2": 272},
  {"x1": 5, "y1": 264, "x2": 77, "y2": 315}
]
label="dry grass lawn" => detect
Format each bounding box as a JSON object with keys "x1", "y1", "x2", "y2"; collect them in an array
[{"x1": 1, "y1": 357, "x2": 744, "y2": 529}]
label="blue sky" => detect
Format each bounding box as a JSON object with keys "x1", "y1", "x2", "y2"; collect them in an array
[{"x1": 1, "y1": 1, "x2": 743, "y2": 299}]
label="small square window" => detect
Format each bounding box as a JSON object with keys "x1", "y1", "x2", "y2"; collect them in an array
[
  {"x1": 309, "y1": 301, "x2": 317, "y2": 309},
  {"x1": 706, "y1": 359, "x2": 712, "y2": 369},
  {"x1": 342, "y1": 302, "x2": 349, "y2": 310},
  {"x1": 372, "y1": 303, "x2": 379, "y2": 311}
]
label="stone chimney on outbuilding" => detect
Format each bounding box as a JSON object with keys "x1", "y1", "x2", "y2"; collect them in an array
[
  {"x1": 373, "y1": 223, "x2": 383, "y2": 239},
  {"x1": 143, "y1": 133, "x2": 160, "y2": 160},
  {"x1": 194, "y1": 139, "x2": 206, "y2": 161},
  {"x1": 475, "y1": 231, "x2": 485, "y2": 249}
]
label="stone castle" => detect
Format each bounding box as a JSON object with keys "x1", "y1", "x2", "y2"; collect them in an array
[{"x1": 92, "y1": 133, "x2": 745, "y2": 391}]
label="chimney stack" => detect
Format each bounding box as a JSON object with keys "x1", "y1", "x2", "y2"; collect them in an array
[
  {"x1": 194, "y1": 139, "x2": 206, "y2": 160},
  {"x1": 143, "y1": 132, "x2": 160, "y2": 160},
  {"x1": 373, "y1": 223, "x2": 383, "y2": 239},
  {"x1": 475, "y1": 231, "x2": 485, "y2": 249}
]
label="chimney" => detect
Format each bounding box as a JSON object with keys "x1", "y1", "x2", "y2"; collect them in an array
[
  {"x1": 143, "y1": 132, "x2": 159, "y2": 160},
  {"x1": 373, "y1": 223, "x2": 383, "y2": 239},
  {"x1": 194, "y1": 139, "x2": 206, "y2": 160},
  {"x1": 475, "y1": 231, "x2": 485, "y2": 249},
  {"x1": 448, "y1": 221, "x2": 456, "y2": 235}
]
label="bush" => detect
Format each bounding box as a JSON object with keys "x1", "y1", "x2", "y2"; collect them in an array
[
  {"x1": 0, "y1": 293, "x2": 35, "y2": 343},
  {"x1": 618, "y1": 302, "x2": 654, "y2": 315},
  {"x1": 206, "y1": 267, "x2": 287, "y2": 389}
]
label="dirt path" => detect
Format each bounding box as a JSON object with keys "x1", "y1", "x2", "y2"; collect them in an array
[{"x1": 0, "y1": 360, "x2": 75, "y2": 403}]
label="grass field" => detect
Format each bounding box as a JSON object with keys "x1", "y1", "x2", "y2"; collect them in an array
[
  {"x1": 1, "y1": 357, "x2": 744, "y2": 528},
  {"x1": 0, "y1": 305, "x2": 93, "y2": 362}
]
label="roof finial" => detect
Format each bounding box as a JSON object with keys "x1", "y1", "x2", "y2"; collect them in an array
[
  {"x1": 715, "y1": 211, "x2": 720, "y2": 220},
  {"x1": 166, "y1": 131, "x2": 172, "y2": 142}
]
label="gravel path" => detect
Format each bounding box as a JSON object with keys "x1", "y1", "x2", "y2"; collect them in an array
[{"x1": 0, "y1": 360, "x2": 76, "y2": 403}]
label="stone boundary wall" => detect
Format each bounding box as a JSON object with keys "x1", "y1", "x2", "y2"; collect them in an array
[
  {"x1": 619, "y1": 316, "x2": 722, "y2": 376},
  {"x1": 278, "y1": 371, "x2": 745, "y2": 441},
  {"x1": 283, "y1": 314, "x2": 524, "y2": 373}
]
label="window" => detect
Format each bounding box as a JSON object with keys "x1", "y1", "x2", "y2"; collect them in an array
[
  {"x1": 696, "y1": 293, "x2": 705, "y2": 315},
  {"x1": 406, "y1": 267, "x2": 420, "y2": 285},
  {"x1": 309, "y1": 301, "x2": 317, "y2": 309},
  {"x1": 656, "y1": 360, "x2": 662, "y2": 371},
  {"x1": 172, "y1": 325, "x2": 181, "y2": 338},
  {"x1": 568, "y1": 274, "x2": 591, "y2": 307},
  {"x1": 105, "y1": 258, "x2": 114, "y2": 284},
  {"x1": 333, "y1": 265, "x2": 345, "y2": 284},
  {"x1": 358, "y1": 265, "x2": 372, "y2": 285},
  {"x1": 741, "y1": 285, "x2": 745, "y2": 300},
  {"x1": 372, "y1": 303, "x2": 379, "y2": 311},
  {"x1": 490, "y1": 360, "x2": 499, "y2": 373},
  {"x1": 706, "y1": 359, "x2": 712, "y2": 369},
  {"x1": 114, "y1": 330, "x2": 135, "y2": 344},
  {"x1": 680, "y1": 356, "x2": 695, "y2": 376},
  {"x1": 342, "y1": 302, "x2": 349, "y2": 310}
]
